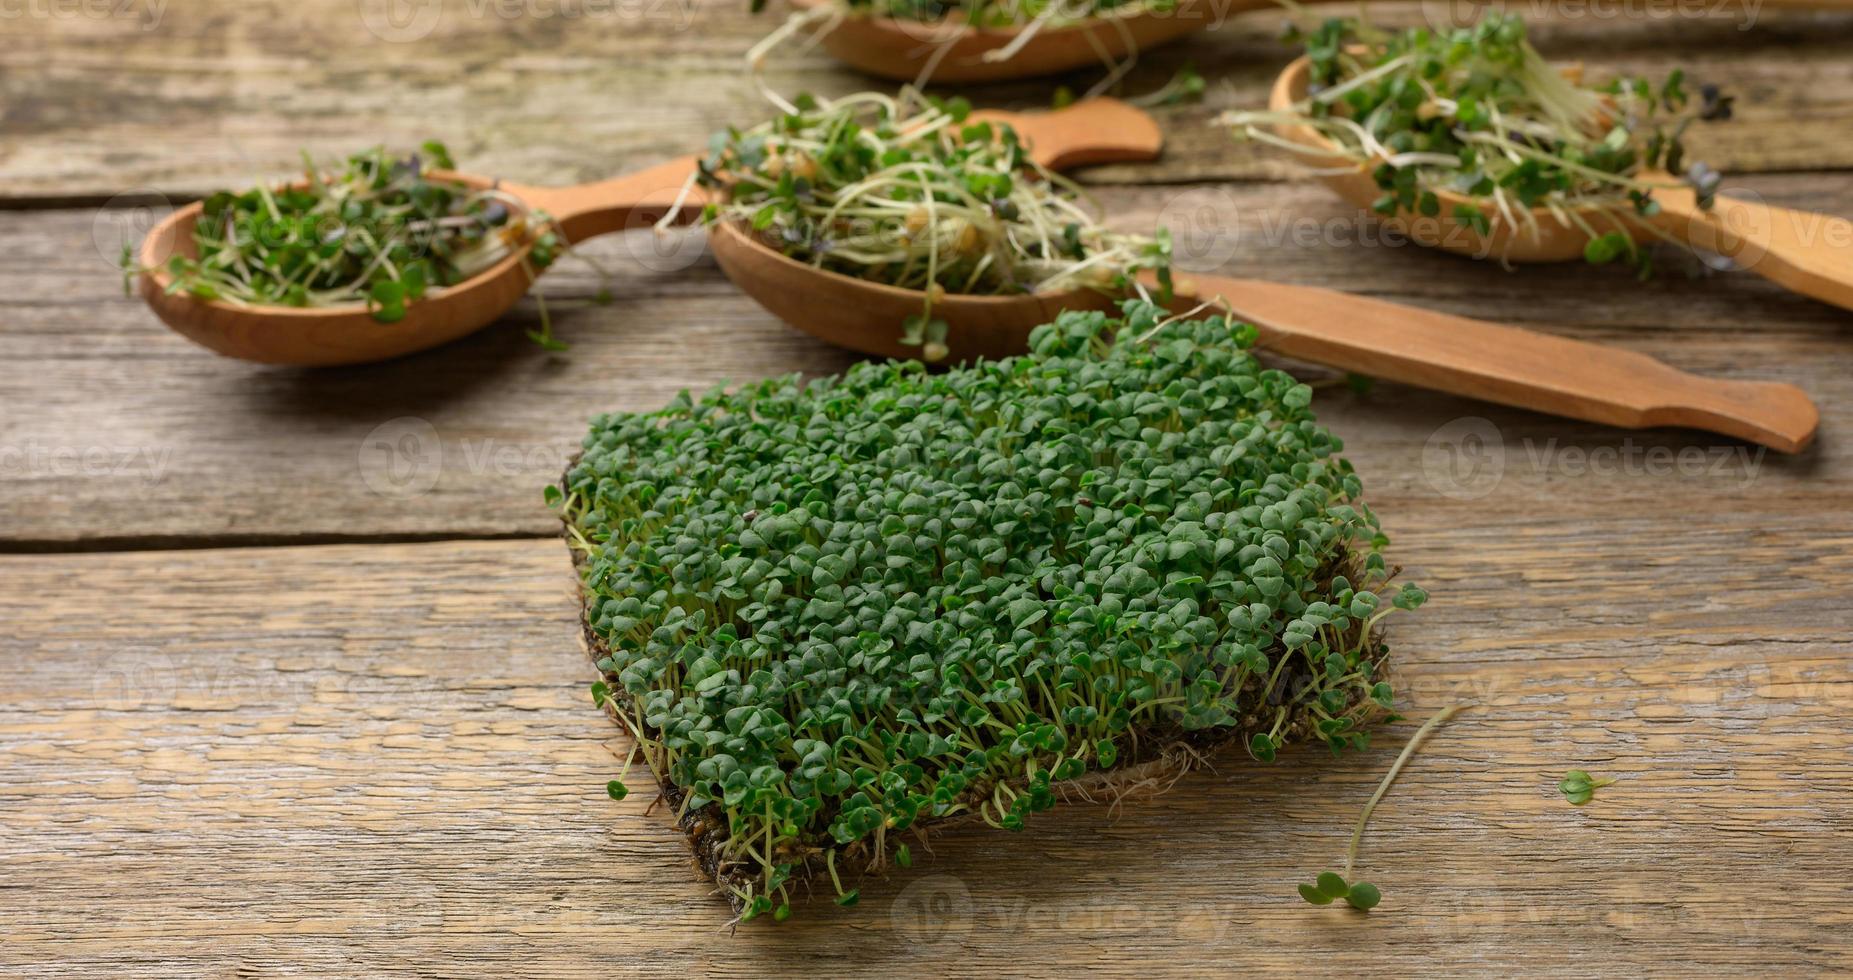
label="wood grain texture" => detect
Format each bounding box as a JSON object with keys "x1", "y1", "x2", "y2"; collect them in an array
[
  {"x1": 1, "y1": 529, "x2": 1849, "y2": 976},
  {"x1": 4, "y1": 175, "x2": 1849, "y2": 546},
  {"x1": 1, "y1": 1, "x2": 1852, "y2": 199},
  {"x1": 4, "y1": 4, "x2": 1853, "y2": 972}
]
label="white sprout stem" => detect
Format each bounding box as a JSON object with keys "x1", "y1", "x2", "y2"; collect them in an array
[{"x1": 1344, "y1": 704, "x2": 1467, "y2": 878}]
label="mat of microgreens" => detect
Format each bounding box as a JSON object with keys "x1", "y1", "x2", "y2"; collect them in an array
[{"x1": 554, "y1": 301, "x2": 1426, "y2": 921}]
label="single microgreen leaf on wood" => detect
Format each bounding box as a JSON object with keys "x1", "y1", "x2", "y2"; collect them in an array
[{"x1": 1558, "y1": 769, "x2": 1617, "y2": 806}]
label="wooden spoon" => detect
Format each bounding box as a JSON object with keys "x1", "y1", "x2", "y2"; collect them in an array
[
  {"x1": 708, "y1": 221, "x2": 1817, "y2": 452},
  {"x1": 785, "y1": 0, "x2": 1223, "y2": 84},
  {"x1": 136, "y1": 99, "x2": 1162, "y2": 366},
  {"x1": 1267, "y1": 54, "x2": 1853, "y2": 312}
]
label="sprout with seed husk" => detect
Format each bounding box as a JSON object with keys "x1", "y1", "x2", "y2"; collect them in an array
[
  {"x1": 662, "y1": 87, "x2": 1172, "y2": 360},
  {"x1": 1221, "y1": 13, "x2": 1734, "y2": 275},
  {"x1": 556, "y1": 300, "x2": 1429, "y2": 919}
]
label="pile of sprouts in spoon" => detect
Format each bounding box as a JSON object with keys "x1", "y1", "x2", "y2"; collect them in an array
[
  {"x1": 748, "y1": 0, "x2": 1187, "y2": 112},
  {"x1": 131, "y1": 141, "x2": 562, "y2": 327},
  {"x1": 665, "y1": 87, "x2": 1171, "y2": 359},
  {"x1": 1222, "y1": 14, "x2": 1734, "y2": 273}
]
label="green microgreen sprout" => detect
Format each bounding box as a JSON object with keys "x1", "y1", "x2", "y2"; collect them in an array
[
  {"x1": 1222, "y1": 13, "x2": 1733, "y2": 274},
  {"x1": 557, "y1": 300, "x2": 1427, "y2": 918},
  {"x1": 662, "y1": 88, "x2": 1171, "y2": 359},
  {"x1": 1128, "y1": 63, "x2": 1207, "y2": 108},
  {"x1": 122, "y1": 141, "x2": 566, "y2": 332},
  {"x1": 1298, "y1": 871, "x2": 1380, "y2": 911},
  {"x1": 1558, "y1": 768, "x2": 1616, "y2": 806},
  {"x1": 1300, "y1": 703, "x2": 1466, "y2": 913}
]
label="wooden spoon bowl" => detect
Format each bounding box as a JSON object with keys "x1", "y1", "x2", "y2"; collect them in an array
[
  {"x1": 712, "y1": 222, "x2": 1816, "y2": 452},
  {"x1": 1267, "y1": 54, "x2": 1853, "y2": 310},
  {"x1": 709, "y1": 221, "x2": 1116, "y2": 360}
]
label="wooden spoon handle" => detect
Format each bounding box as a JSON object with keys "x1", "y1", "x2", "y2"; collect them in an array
[
  {"x1": 501, "y1": 155, "x2": 704, "y2": 244},
  {"x1": 1649, "y1": 181, "x2": 1853, "y2": 313},
  {"x1": 972, "y1": 98, "x2": 1163, "y2": 171},
  {"x1": 1162, "y1": 272, "x2": 1818, "y2": 453}
]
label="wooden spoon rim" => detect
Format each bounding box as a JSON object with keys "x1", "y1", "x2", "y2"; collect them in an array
[
  {"x1": 137, "y1": 170, "x2": 536, "y2": 321},
  {"x1": 788, "y1": 0, "x2": 1190, "y2": 41},
  {"x1": 1268, "y1": 54, "x2": 1675, "y2": 222},
  {"x1": 710, "y1": 219, "x2": 1090, "y2": 314}
]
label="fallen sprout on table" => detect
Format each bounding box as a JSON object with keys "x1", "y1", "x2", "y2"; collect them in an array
[
  {"x1": 1559, "y1": 768, "x2": 1617, "y2": 806},
  {"x1": 553, "y1": 300, "x2": 1429, "y2": 920}
]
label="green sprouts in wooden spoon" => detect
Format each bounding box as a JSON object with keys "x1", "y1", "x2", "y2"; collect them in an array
[
  {"x1": 667, "y1": 88, "x2": 1171, "y2": 359},
  {"x1": 129, "y1": 141, "x2": 562, "y2": 325},
  {"x1": 1223, "y1": 14, "x2": 1733, "y2": 274}
]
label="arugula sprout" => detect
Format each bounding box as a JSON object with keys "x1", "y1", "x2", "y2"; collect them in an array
[
  {"x1": 1299, "y1": 872, "x2": 1380, "y2": 911},
  {"x1": 1223, "y1": 14, "x2": 1732, "y2": 274},
  {"x1": 125, "y1": 142, "x2": 562, "y2": 324},
  {"x1": 1558, "y1": 769, "x2": 1616, "y2": 805},
  {"x1": 558, "y1": 301, "x2": 1428, "y2": 918},
  {"x1": 664, "y1": 88, "x2": 1171, "y2": 360}
]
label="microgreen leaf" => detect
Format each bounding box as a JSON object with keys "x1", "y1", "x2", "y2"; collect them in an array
[{"x1": 1558, "y1": 769, "x2": 1616, "y2": 806}]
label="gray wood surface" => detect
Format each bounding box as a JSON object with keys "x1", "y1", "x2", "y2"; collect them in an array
[{"x1": 2, "y1": 1, "x2": 1851, "y2": 974}]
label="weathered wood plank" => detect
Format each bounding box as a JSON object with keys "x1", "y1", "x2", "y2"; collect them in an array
[
  {"x1": 1, "y1": 528, "x2": 1849, "y2": 975},
  {"x1": 2, "y1": 174, "x2": 1848, "y2": 546},
  {"x1": 1, "y1": 1, "x2": 1851, "y2": 199}
]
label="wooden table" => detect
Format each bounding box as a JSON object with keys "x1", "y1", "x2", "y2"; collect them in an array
[{"x1": 4, "y1": 2, "x2": 1852, "y2": 974}]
